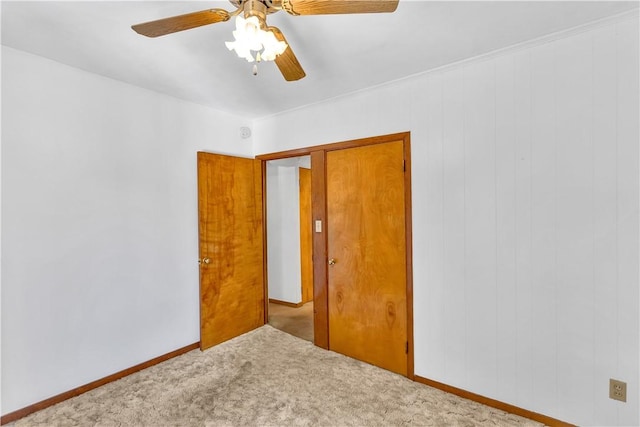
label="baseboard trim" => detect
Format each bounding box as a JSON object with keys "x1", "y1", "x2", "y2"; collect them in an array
[
  {"x1": 269, "y1": 298, "x2": 304, "y2": 308},
  {"x1": 1, "y1": 345, "x2": 574, "y2": 426},
  {"x1": 414, "y1": 376, "x2": 574, "y2": 427},
  {"x1": 0, "y1": 342, "x2": 200, "y2": 425}
]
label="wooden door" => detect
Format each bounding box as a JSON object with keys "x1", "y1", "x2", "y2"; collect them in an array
[
  {"x1": 326, "y1": 141, "x2": 407, "y2": 375},
  {"x1": 197, "y1": 152, "x2": 265, "y2": 350},
  {"x1": 299, "y1": 167, "x2": 313, "y2": 304}
]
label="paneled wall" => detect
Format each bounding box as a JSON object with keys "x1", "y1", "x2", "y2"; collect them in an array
[
  {"x1": 1, "y1": 47, "x2": 252, "y2": 415},
  {"x1": 253, "y1": 15, "x2": 639, "y2": 426}
]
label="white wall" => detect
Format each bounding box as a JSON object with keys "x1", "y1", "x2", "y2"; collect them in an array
[
  {"x1": 253, "y1": 15, "x2": 639, "y2": 427},
  {"x1": 1, "y1": 46, "x2": 252, "y2": 415},
  {"x1": 0, "y1": 41, "x2": 4, "y2": 416},
  {"x1": 266, "y1": 163, "x2": 302, "y2": 303}
]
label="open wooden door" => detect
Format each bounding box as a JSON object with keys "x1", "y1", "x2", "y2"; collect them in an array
[
  {"x1": 326, "y1": 140, "x2": 408, "y2": 376},
  {"x1": 197, "y1": 152, "x2": 265, "y2": 350},
  {"x1": 299, "y1": 167, "x2": 313, "y2": 304}
]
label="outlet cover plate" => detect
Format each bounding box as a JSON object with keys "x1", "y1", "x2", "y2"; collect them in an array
[{"x1": 610, "y1": 379, "x2": 627, "y2": 402}]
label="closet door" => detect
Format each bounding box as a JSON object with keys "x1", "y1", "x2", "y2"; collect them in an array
[{"x1": 326, "y1": 140, "x2": 408, "y2": 376}]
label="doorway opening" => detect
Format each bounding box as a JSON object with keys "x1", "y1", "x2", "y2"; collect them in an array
[
  {"x1": 265, "y1": 156, "x2": 314, "y2": 342},
  {"x1": 255, "y1": 131, "x2": 414, "y2": 378}
]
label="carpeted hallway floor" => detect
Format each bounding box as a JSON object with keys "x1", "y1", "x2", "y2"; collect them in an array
[{"x1": 13, "y1": 325, "x2": 543, "y2": 426}]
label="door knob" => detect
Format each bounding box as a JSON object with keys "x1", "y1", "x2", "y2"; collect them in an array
[
  {"x1": 199, "y1": 258, "x2": 211, "y2": 265},
  {"x1": 328, "y1": 258, "x2": 337, "y2": 266}
]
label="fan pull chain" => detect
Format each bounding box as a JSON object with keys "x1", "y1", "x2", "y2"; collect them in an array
[{"x1": 253, "y1": 52, "x2": 262, "y2": 76}]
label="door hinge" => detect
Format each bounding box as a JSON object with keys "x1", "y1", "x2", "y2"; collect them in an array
[{"x1": 405, "y1": 341, "x2": 409, "y2": 354}]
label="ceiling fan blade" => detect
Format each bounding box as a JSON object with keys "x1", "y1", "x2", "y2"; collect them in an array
[
  {"x1": 132, "y1": 9, "x2": 230, "y2": 38},
  {"x1": 269, "y1": 27, "x2": 306, "y2": 82},
  {"x1": 282, "y1": 0, "x2": 398, "y2": 15}
]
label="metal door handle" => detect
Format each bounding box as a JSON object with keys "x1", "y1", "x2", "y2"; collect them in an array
[
  {"x1": 199, "y1": 258, "x2": 211, "y2": 265},
  {"x1": 328, "y1": 258, "x2": 336, "y2": 266}
]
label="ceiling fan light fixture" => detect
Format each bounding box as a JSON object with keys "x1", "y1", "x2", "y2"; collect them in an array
[
  {"x1": 225, "y1": 42, "x2": 255, "y2": 62},
  {"x1": 133, "y1": 0, "x2": 401, "y2": 81},
  {"x1": 225, "y1": 15, "x2": 287, "y2": 63},
  {"x1": 260, "y1": 30, "x2": 288, "y2": 61}
]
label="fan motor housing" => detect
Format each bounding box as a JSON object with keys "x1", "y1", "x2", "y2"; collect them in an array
[{"x1": 229, "y1": 0, "x2": 281, "y2": 15}]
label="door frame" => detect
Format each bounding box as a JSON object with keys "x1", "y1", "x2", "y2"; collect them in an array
[{"x1": 257, "y1": 132, "x2": 414, "y2": 379}]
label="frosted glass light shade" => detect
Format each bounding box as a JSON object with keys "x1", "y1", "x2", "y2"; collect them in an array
[{"x1": 225, "y1": 16, "x2": 287, "y2": 63}]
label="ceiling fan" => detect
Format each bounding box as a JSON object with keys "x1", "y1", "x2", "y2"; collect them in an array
[{"x1": 132, "y1": 0, "x2": 399, "y2": 81}]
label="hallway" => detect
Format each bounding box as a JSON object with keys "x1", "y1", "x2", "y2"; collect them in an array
[{"x1": 268, "y1": 301, "x2": 314, "y2": 342}]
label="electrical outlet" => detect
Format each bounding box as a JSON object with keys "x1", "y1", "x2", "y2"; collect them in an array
[{"x1": 609, "y1": 379, "x2": 627, "y2": 402}]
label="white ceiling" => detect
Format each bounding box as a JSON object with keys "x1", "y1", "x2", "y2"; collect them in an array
[{"x1": 2, "y1": 1, "x2": 638, "y2": 119}]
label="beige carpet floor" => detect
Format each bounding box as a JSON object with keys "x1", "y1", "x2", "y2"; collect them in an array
[{"x1": 15, "y1": 325, "x2": 543, "y2": 426}]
